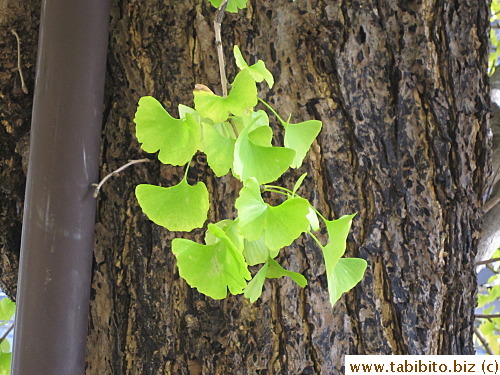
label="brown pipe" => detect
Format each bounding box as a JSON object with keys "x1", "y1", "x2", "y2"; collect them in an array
[{"x1": 12, "y1": 1, "x2": 110, "y2": 374}]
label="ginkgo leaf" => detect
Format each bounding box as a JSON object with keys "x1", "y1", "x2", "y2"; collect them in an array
[
  {"x1": 320, "y1": 214, "x2": 367, "y2": 305},
  {"x1": 244, "y1": 258, "x2": 307, "y2": 302},
  {"x1": 233, "y1": 45, "x2": 274, "y2": 88},
  {"x1": 283, "y1": 119, "x2": 322, "y2": 168},
  {"x1": 202, "y1": 121, "x2": 236, "y2": 176},
  {"x1": 205, "y1": 218, "x2": 277, "y2": 266},
  {"x1": 233, "y1": 118, "x2": 295, "y2": 184},
  {"x1": 328, "y1": 258, "x2": 367, "y2": 306},
  {"x1": 235, "y1": 178, "x2": 310, "y2": 250},
  {"x1": 172, "y1": 224, "x2": 251, "y2": 299},
  {"x1": 306, "y1": 207, "x2": 320, "y2": 231},
  {"x1": 135, "y1": 178, "x2": 209, "y2": 232},
  {"x1": 322, "y1": 214, "x2": 356, "y2": 269},
  {"x1": 243, "y1": 235, "x2": 279, "y2": 266},
  {"x1": 194, "y1": 70, "x2": 257, "y2": 123},
  {"x1": 208, "y1": 0, "x2": 248, "y2": 13},
  {"x1": 204, "y1": 219, "x2": 243, "y2": 251},
  {"x1": 134, "y1": 96, "x2": 201, "y2": 166},
  {"x1": 0, "y1": 353, "x2": 11, "y2": 375},
  {"x1": 0, "y1": 299, "x2": 15, "y2": 321}
]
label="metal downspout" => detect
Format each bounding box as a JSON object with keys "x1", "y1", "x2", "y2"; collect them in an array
[{"x1": 12, "y1": 1, "x2": 110, "y2": 374}]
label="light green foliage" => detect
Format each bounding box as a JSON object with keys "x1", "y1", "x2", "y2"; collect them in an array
[
  {"x1": 135, "y1": 179, "x2": 209, "y2": 232},
  {"x1": 0, "y1": 299, "x2": 14, "y2": 375},
  {"x1": 208, "y1": 0, "x2": 248, "y2": 13},
  {"x1": 235, "y1": 178, "x2": 310, "y2": 250},
  {"x1": 133, "y1": 40, "x2": 366, "y2": 305},
  {"x1": 134, "y1": 97, "x2": 200, "y2": 166},
  {"x1": 202, "y1": 121, "x2": 235, "y2": 176},
  {"x1": 475, "y1": 249, "x2": 500, "y2": 354},
  {"x1": 233, "y1": 45, "x2": 274, "y2": 88},
  {"x1": 490, "y1": 0, "x2": 500, "y2": 74},
  {"x1": 194, "y1": 69, "x2": 257, "y2": 123},
  {"x1": 320, "y1": 215, "x2": 368, "y2": 305},
  {"x1": 0, "y1": 299, "x2": 15, "y2": 322},
  {"x1": 233, "y1": 115, "x2": 296, "y2": 184},
  {"x1": 172, "y1": 224, "x2": 251, "y2": 299},
  {"x1": 244, "y1": 258, "x2": 307, "y2": 302}
]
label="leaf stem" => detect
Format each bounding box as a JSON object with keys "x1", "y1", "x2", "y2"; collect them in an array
[
  {"x1": 93, "y1": 159, "x2": 151, "y2": 198},
  {"x1": 307, "y1": 230, "x2": 324, "y2": 248},
  {"x1": 258, "y1": 97, "x2": 286, "y2": 125},
  {"x1": 263, "y1": 188, "x2": 289, "y2": 196},
  {"x1": 264, "y1": 184, "x2": 294, "y2": 195},
  {"x1": 214, "y1": 0, "x2": 229, "y2": 97},
  {"x1": 184, "y1": 158, "x2": 192, "y2": 180}
]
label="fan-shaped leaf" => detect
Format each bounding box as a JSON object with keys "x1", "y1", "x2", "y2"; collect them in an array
[
  {"x1": 208, "y1": 0, "x2": 248, "y2": 13},
  {"x1": 202, "y1": 121, "x2": 236, "y2": 176},
  {"x1": 244, "y1": 258, "x2": 307, "y2": 302},
  {"x1": 233, "y1": 45, "x2": 274, "y2": 88},
  {"x1": 235, "y1": 178, "x2": 309, "y2": 250},
  {"x1": 172, "y1": 224, "x2": 251, "y2": 299},
  {"x1": 327, "y1": 258, "x2": 367, "y2": 306},
  {"x1": 194, "y1": 70, "x2": 257, "y2": 123},
  {"x1": 136, "y1": 179, "x2": 209, "y2": 232},
  {"x1": 233, "y1": 120, "x2": 295, "y2": 184},
  {"x1": 284, "y1": 119, "x2": 322, "y2": 168},
  {"x1": 134, "y1": 96, "x2": 201, "y2": 166}
]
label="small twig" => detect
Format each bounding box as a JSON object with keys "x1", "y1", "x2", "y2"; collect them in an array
[
  {"x1": 483, "y1": 193, "x2": 500, "y2": 214},
  {"x1": 476, "y1": 257, "x2": 500, "y2": 266},
  {"x1": 475, "y1": 313, "x2": 500, "y2": 319},
  {"x1": 92, "y1": 159, "x2": 150, "y2": 198},
  {"x1": 0, "y1": 324, "x2": 14, "y2": 344},
  {"x1": 11, "y1": 29, "x2": 28, "y2": 95},
  {"x1": 473, "y1": 326, "x2": 495, "y2": 355},
  {"x1": 214, "y1": 0, "x2": 229, "y2": 97}
]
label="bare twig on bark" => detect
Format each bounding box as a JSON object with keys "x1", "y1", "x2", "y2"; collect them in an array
[
  {"x1": 92, "y1": 159, "x2": 151, "y2": 198},
  {"x1": 11, "y1": 29, "x2": 28, "y2": 94},
  {"x1": 214, "y1": 0, "x2": 229, "y2": 97}
]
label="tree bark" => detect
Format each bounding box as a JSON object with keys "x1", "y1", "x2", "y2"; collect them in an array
[
  {"x1": 0, "y1": 0, "x2": 490, "y2": 374},
  {"x1": 0, "y1": 0, "x2": 39, "y2": 300}
]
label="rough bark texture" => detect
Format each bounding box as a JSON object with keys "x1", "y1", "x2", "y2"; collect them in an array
[
  {"x1": 0, "y1": 0, "x2": 39, "y2": 300},
  {"x1": 0, "y1": 0, "x2": 491, "y2": 374}
]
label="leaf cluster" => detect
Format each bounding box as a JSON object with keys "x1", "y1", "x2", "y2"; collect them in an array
[
  {"x1": 133, "y1": 0, "x2": 366, "y2": 307},
  {"x1": 0, "y1": 299, "x2": 15, "y2": 375}
]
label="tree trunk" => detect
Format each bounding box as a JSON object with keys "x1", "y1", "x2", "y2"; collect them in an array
[
  {"x1": 0, "y1": 0, "x2": 490, "y2": 374},
  {"x1": 0, "y1": 0, "x2": 39, "y2": 300}
]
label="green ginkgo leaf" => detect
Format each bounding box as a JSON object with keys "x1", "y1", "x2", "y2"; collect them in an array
[
  {"x1": 172, "y1": 224, "x2": 251, "y2": 299},
  {"x1": 233, "y1": 45, "x2": 274, "y2": 88},
  {"x1": 233, "y1": 118, "x2": 295, "y2": 184},
  {"x1": 235, "y1": 178, "x2": 310, "y2": 250},
  {"x1": 244, "y1": 258, "x2": 307, "y2": 302},
  {"x1": 328, "y1": 258, "x2": 367, "y2": 306},
  {"x1": 205, "y1": 218, "x2": 277, "y2": 266},
  {"x1": 0, "y1": 340, "x2": 8, "y2": 354},
  {"x1": 194, "y1": 70, "x2": 257, "y2": 123},
  {"x1": 136, "y1": 178, "x2": 209, "y2": 232},
  {"x1": 283, "y1": 119, "x2": 322, "y2": 168},
  {"x1": 202, "y1": 121, "x2": 236, "y2": 177},
  {"x1": 134, "y1": 96, "x2": 201, "y2": 166},
  {"x1": 208, "y1": 0, "x2": 248, "y2": 13},
  {"x1": 0, "y1": 353, "x2": 11, "y2": 375},
  {"x1": 320, "y1": 214, "x2": 367, "y2": 305},
  {"x1": 0, "y1": 299, "x2": 15, "y2": 321},
  {"x1": 243, "y1": 234, "x2": 279, "y2": 266}
]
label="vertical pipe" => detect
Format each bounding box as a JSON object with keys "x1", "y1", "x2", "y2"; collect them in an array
[{"x1": 12, "y1": 1, "x2": 110, "y2": 374}]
